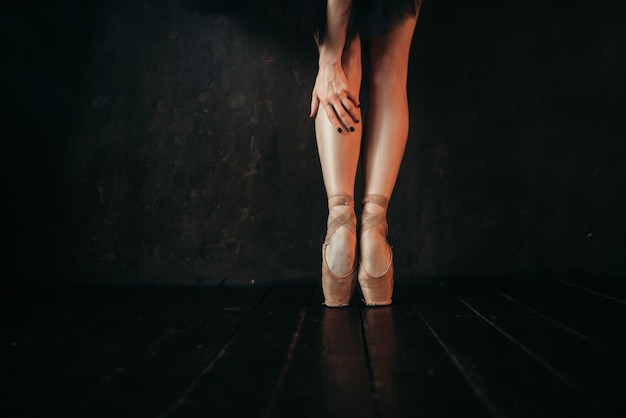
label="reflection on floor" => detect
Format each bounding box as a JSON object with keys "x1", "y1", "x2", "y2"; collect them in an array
[{"x1": 3, "y1": 279, "x2": 626, "y2": 417}]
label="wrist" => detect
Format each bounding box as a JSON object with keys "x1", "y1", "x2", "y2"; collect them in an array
[
  {"x1": 318, "y1": 42, "x2": 344, "y2": 66},
  {"x1": 318, "y1": 53, "x2": 342, "y2": 69}
]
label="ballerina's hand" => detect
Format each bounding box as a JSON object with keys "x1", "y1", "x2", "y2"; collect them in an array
[{"x1": 310, "y1": 64, "x2": 360, "y2": 134}]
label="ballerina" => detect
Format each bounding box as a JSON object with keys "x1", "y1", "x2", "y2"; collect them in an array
[{"x1": 311, "y1": 0, "x2": 421, "y2": 306}]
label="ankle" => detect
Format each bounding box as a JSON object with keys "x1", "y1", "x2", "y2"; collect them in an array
[
  {"x1": 359, "y1": 196, "x2": 391, "y2": 276},
  {"x1": 323, "y1": 195, "x2": 357, "y2": 276},
  {"x1": 327, "y1": 194, "x2": 356, "y2": 230},
  {"x1": 362, "y1": 202, "x2": 386, "y2": 217},
  {"x1": 328, "y1": 205, "x2": 354, "y2": 224},
  {"x1": 362, "y1": 194, "x2": 389, "y2": 216}
]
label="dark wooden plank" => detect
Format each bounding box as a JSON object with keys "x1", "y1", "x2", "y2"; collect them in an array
[
  {"x1": 492, "y1": 280, "x2": 626, "y2": 357},
  {"x1": 459, "y1": 285, "x2": 626, "y2": 417},
  {"x1": 6, "y1": 286, "x2": 179, "y2": 374},
  {"x1": 560, "y1": 279, "x2": 626, "y2": 304},
  {"x1": 157, "y1": 283, "x2": 314, "y2": 418},
  {"x1": 62, "y1": 285, "x2": 271, "y2": 418},
  {"x1": 1, "y1": 285, "x2": 143, "y2": 335},
  {"x1": 360, "y1": 284, "x2": 491, "y2": 418},
  {"x1": 4, "y1": 286, "x2": 185, "y2": 417},
  {"x1": 51, "y1": 287, "x2": 223, "y2": 415},
  {"x1": 489, "y1": 284, "x2": 615, "y2": 355},
  {"x1": 1, "y1": 286, "x2": 141, "y2": 417},
  {"x1": 2, "y1": 285, "x2": 138, "y2": 375},
  {"x1": 271, "y1": 286, "x2": 377, "y2": 418},
  {"x1": 414, "y1": 282, "x2": 606, "y2": 418}
]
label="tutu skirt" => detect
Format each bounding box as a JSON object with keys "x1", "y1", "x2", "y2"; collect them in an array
[
  {"x1": 260, "y1": 0, "x2": 421, "y2": 41},
  {"x1": 193, "y1": 0, "x2": 423, "y2": 41},
  {"x1": 344, "y1": 0, "x2": 422, "y2": 41}
]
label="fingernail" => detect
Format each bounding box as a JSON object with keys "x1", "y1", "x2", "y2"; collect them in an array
[
  {"x1": 350, "y1": 127, "x2": 355, "y2": 132},
  {"x1": 355, "y1": 118, "x2": 360, "y2": 123},
  {"x1": 338, "y1": 128, "x2": 343, "y2": 133}
]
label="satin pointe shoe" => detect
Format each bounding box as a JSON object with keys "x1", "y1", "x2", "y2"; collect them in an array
[
  {"x1": 322, "y1": 195, "x2": 358, "y2": 307},
  {"x1": 358, "y1": 194, "x2": 394, "y2": 306}
]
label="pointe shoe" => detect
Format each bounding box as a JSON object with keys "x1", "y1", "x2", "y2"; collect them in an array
[
  {"x1": 322, "y1": 195, "x2": 357, "y2": 307},
  {"x1": 358, "y1": 194, "x2": 394, "y2": 306}
]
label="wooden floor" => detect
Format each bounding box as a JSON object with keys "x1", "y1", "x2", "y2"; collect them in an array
[{"x1": 2, "y1": 279, "x2": 626, "y2": 418}]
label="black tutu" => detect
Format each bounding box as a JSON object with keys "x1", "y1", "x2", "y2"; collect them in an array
[
  {"x1": 256, "y1": 0, "x2": 422, "y2": 41},
  {"x1": 190, "y1": 0, "x2": 422, "y2": 41},
  {"x1": 345, "y1": 0, "x2": 422, "y2": 41}
]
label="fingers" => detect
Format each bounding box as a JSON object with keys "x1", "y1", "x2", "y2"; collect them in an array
[
  {"x1": 339, "y1": 94, "x2": 360, "y2": 125},
  {"x1": 311, "y1": 93, "x2": 354, "y2": 132},
  {"x1": 322, "y1": 102, "x2": 345, "y2": 133},
  {"x1": 334, "y1": 95, "x2": 358, "y2": 133},
  {"x1": 310, "y1": 72, "x2": 361, "y2": 134},
  {"x1": 318, "y1": 98, "x2": 360, "y2": 134},
  {"x1": 322, "y1": 85, "x2": 360, "y2": 133},
  {"x1": 310, "y1": 95, "x2": 320, "y2": 118},
  {"x1": 345, "y1": 89, "x2": 360, "y2": 112}
]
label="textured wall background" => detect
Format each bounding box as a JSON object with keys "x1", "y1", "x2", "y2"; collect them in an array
[{"x1": 3, "y1": 0, "x2": 625, "y2": 285}]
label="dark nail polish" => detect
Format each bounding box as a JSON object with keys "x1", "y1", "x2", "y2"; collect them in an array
[
  {"x1": 355, "y1": 118, "x2": 360, "y2": 123},
  {"x1": 338, "y1": 128, "x2": 343, "y2": 133},
  {"x1": 350, "y1": 127, "x2": 355, "y2": 132}
]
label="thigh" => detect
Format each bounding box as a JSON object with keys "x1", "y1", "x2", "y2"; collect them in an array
[{"x1": 369, "y1": 13, "x2": 419, "y2": 69}]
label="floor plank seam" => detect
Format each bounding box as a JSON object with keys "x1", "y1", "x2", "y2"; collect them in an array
[
  {"x1": 157, "y1": 284, "x2": 275, "y2": 418},
  {"x1": 459, "y1": 298, "x2": 617, "y2": 418},
  {"x1": 414, "y1": 305, "x2": 500, "y2": 418},
  {"x1": 21, "y1": 289, "x2": 186, "y2": 394},
  {"x1": 358, "y1": 304, "x2": 383, "y2": 418},
  {"x1": 263, "y1": 285, "x2": 315, "y2": 418},
  {"x1": 559, "y1": 280, "x2": 626, "y2": 305},
  {"x1": 97, "y1": 291, "x2": 226, "y2": 388},
  {"x1": 488, "y1": 285, "x2": 616, "y2": 357}
]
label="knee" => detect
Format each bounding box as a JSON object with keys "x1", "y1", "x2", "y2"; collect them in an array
[{"x1": 369, "y1": 52, "x2": 409, "y2": 91}]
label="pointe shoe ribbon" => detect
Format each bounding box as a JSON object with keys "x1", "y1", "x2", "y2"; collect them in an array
[
  {"x1": 358, "y1": 194, "x2": 394, "y2": 306},
  {"x1": 322, "y1": 195, "x2": 357, "y2": 307}
]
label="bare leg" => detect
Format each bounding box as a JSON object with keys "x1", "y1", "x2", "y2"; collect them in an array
[
  {"x1": 360, "y1": 14, "x2": 419, "y2": 275},
  {"x1": 316, "y1": 36, "x2": 363, "y2": 276}
]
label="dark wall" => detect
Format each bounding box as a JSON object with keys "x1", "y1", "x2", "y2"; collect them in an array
[{"x1": 4, "y1": 0, "x2": 625, "y2": 285}]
